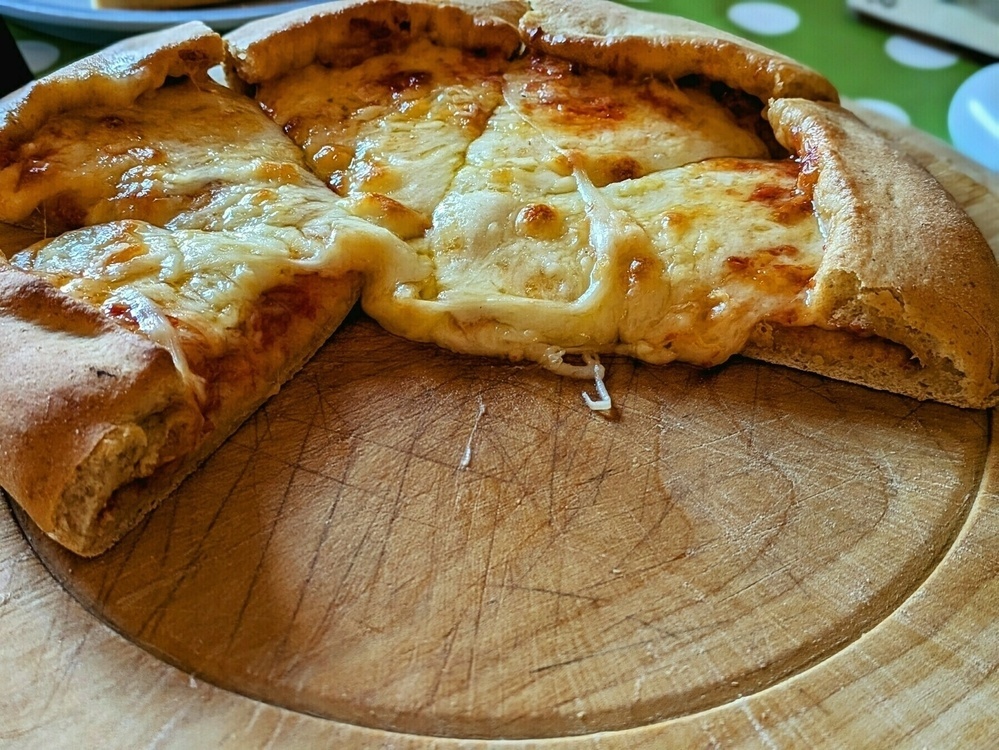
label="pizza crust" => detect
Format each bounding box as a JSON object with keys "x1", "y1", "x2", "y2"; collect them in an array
[
  {"x1": 0, "y1": 23, "x2": 372, "y2": 555},
  {"x1": 224, "y1": 0, "x2": 525, "y2": 88},
  {"x1": 225, "y1": 0, "x2": 834, "y2": 105},
  {"x1": 752, "y1": 99, "x2": 999, "y2": 408},
  {"x1": 519, "y1": 0, "x2": 839, "y2": 104},
  {"x1": 0, "y1": 22, "x2": 222, "y2": 148},
  {"x1": 0, "y1": 24, "x2": 226, "y2": 555},
  {"x1": 0, "y1": 263, "x2": 203, "y2": 556}
]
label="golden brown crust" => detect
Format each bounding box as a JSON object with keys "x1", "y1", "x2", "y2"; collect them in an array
[
  {"x1": 0, "y1": 24, "x2": 228, "y2": 555},
  {"x1": 519, "y1": 0, "x2": 838, "y2": 104},
  {"x1": 0, "y1": 22, "x2": 222, "y2": 153},
  {"x1": 224, "y1": 0, "x2": 525, "y2": 87},
  {"x1": 0, "y1": 23, "x2": 368, "y2": 555},
  {"x1": 87, "y1": 271, "x2": 364, "y2": 557},
  {"x1": 752, "y1": 99, "x2": 999, "y2": 408},
  {"x1": 0, "y1": 264, "x2": 203, "y2": 556}
]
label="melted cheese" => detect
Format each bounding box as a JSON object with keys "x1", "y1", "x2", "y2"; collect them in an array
[
  {"x1": 419, "y1": 100, "x2": 590, "y2": 303},
  {"x1": 504, "y1": 55, "x2": 771, "y2": 185},
  {"x1": 0, "y1": 81, "x2": 313, "y2": 233},
  {"x1": 251, "y1": 47, "x2": 821, "y2": 369},
  {"x1": 8, "y1": 78, "x2": 425, "y2": 381},
  {"x1": 368, "y1": 156, "x2": 822, "y2": 367},
  {"x1": 255, "y1": 38, "x2": 508, "y2": 223},
  {"x1": 14, "y1": 196, "x2": 424, "y2": 357},
  {"x1": 7, "y1": 43, "x2": 826, "y2": 400}
]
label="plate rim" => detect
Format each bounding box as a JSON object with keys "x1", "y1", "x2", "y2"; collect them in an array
[{"x1": 0, "y1": 0, "x2": 322, "y2": 34}]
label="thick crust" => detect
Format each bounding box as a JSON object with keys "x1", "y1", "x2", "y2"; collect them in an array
[
  {"x1": 0, "y1": 22, "x2": 368, "y2": 555},
  {"x1": 0, "y1": 23, "x2": 224, "y2": 555},
  {"x1": 519, "y1": 0, "x2": 838, "y2": 103},
  {"x1": 0, "y1": 22, "x2": 222, "y2": 152},
  {"x1": 0, "y1": 264, "x2": 203, "y2": 556},
  {"x1": 751, "y1": 98, "x2": 999, "y2": 408},
  {"x1": 0, "y1": 268, "x2": 362, "y2": 557},
  {"x1": 225, "y1": 0, "x2": 835, "y2": 106},
  {"x1": 87, "y1": 271, "x2": 364, "y2": 557},
  {"x1": 224, "y1": 0, "x2": 525, "y2": 87}
]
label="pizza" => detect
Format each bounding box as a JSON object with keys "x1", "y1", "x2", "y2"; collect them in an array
[
  {"x1": 2, "y1": 0, "x2": 997, "y2": 556},
  {"x1": 225, "y1": 0, "x2": 999, "y2": 404},
  {"x1": 0, "y1": 23, "x2": 401, "y2": 555}
]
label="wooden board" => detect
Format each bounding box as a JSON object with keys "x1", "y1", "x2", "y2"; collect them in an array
[{"x1": 2, "y1": 113, "x2": 999, "y2": 748}]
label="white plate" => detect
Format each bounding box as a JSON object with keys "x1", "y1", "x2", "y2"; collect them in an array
[{"x1": 0, "y1": 0, "x2": 322, "y2": 42}]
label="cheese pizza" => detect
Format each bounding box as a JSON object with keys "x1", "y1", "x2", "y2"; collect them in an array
[
  {"x1": 1, "y1": 0, "x2": 997, "y2": 556},
  {"x1": 0, "y1": 23, "x2": 417, "y2": 555}
]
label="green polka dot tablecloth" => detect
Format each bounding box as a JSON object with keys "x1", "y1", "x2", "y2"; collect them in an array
[{"x1": 4, "y1": 0, "x2": 999, "y2": 171}]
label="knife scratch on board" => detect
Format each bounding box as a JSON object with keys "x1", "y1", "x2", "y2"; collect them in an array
[{"x1": 459, "y1": 396, "x2": 486, "y2": 470}]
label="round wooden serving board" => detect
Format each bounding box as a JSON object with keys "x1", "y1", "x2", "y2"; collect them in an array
[{"x1": 3, "y1": 114, "x2": 999, "y2": 748}]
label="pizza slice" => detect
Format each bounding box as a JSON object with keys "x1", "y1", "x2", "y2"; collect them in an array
[
  {"x1": 0, "y1": 22, "x2": 421, "y2": 556},
  {"x1": 226, "y1": 0, "x2": 999, "y2": 408}
]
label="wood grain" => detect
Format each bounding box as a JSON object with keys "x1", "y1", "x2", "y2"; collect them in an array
[{"x1": 3, "y1": 116, "x2": 999, "y2": 748}]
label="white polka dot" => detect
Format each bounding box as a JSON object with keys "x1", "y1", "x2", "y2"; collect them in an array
[
  {"x1": 884, "y1": 35, "x2": 958, "y2": 70},
  {"x1": 208, "y1": 64, "x2": 227, "y2": 85},
  {"x1": 17, "y1": 40, "x2": 59, "y2": 74},
  {"x1": 853, "y1": 98, "x2": 912, "y2": 126},
  {"x1": 727, "y1": 2, "x2": 800, "y2": 36},
  {"x1": 948, "y1": 63, "x2": 999, "y2": 171}
]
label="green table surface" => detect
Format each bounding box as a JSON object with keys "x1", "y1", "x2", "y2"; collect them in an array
[{"x1": 4, "y1": 0, "x2": 998, "y2": 170}]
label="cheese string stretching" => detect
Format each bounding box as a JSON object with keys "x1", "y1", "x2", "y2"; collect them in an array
[{"x1": 582, "y1": 357, "x2": 613, "y2": 412}]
